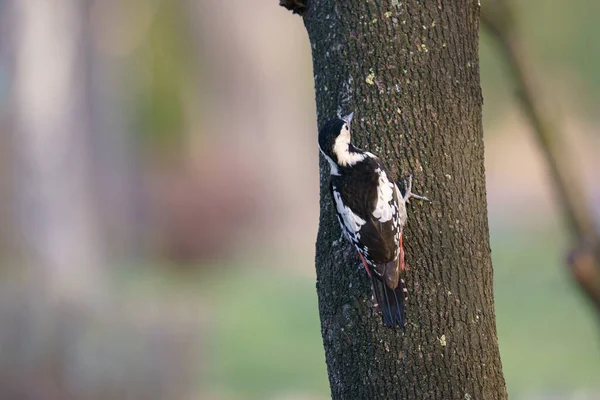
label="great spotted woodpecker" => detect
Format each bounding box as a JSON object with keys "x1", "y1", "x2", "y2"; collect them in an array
[{"x1": 318, "y1": 112, "x2": 429, "y2": 327}]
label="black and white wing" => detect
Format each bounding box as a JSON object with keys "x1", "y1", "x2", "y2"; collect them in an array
[
  {"x1": 359, "y1": 166, "x2": 403, "y2": 284},
  {"x1": 330, "y1": 182, "x2": 367, "y2": 249},
  {"x1": 329, "y1": 163, "x2": 403, "y2": 266}
]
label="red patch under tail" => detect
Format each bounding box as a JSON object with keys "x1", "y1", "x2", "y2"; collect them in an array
[
  {"x1": 357, "y1": 251, "x2": 372, "y2": 278},
  {"x1": 399, "y1": 232, "x2": 407, "y2": 271}
]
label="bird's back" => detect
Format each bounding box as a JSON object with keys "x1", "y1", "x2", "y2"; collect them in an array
[{"x1": 331, "y1": 158, "x2": 402, "y2": 265}]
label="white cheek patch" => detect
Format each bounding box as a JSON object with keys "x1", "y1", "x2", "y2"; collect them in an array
[
  {"x1": 333, "y1": 128, "x2": 366, "y2": 167},
  {"x1": 332, "y1": 187, "x2": 366, "y2": 240},
  {"x1": 372, "y1": 168, "x2": 396, "y2": 223}
]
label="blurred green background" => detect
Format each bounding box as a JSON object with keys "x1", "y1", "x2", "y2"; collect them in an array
[{"x1": 0, "y1": 0, "x2": 598, "y2": 399}]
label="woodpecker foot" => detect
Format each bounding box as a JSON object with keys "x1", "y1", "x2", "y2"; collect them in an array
[{"x1": 399, "y1": 174, "x2": 430, "y2": 203}]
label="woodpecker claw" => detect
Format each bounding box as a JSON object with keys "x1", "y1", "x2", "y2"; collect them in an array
[
  {"x1": 398, "y1": 174, "x2": 430, "y2": 203},
  {"x1": 411, "y1": 193, "x2": 431, "y2": 202}
]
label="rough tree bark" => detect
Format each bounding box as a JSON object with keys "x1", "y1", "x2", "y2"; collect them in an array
[{"x1": 281, "y1": 1, "x2": 507, "y2": 399}]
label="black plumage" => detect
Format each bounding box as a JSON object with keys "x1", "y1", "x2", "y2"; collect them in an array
[
  {"x1": 329, "y1": 157, "x2": 406, "y2": 327},
  {"x1": 330, "y1": 158, "x2": 399, "y2": 266}
]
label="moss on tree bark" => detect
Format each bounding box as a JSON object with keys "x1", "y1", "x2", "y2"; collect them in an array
[{"x1": 283, "y1": 0, "x2": 507, "y2": 398}]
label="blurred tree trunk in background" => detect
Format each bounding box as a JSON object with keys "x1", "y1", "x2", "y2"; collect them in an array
[
  {"x1": 482, "y1": 0, "x2": 600, "y2": 317},
  {"x1": 11, "y1": 0, "x2": 145, "y2": 287},
  {"x1": 282, "y1": 0, "x2": 507, "y2": 398},
  {"x1": 2, "y1": 2, "x2": 199, "y2": 398},
  {"x1": 85, "y1": 0, "x2": 146, "y2": 263},
  {"x1": 11, "y1": 0, "x2": 106, "y2": 300}
]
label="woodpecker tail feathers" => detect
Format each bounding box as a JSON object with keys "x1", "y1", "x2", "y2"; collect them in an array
[{"x1": 371, "y1": 275, "x2": 407, "y2": 328}]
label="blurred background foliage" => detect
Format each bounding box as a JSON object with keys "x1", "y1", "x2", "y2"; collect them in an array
[
  {"x1": 0, "y1": 0, "x2": 598, "y2": 399},
  {"x1": 480, "y1": 0, "x2": 600, "y2": 122},
  {"x1": 131, "y1": 0, "x2": 189, "y2": 146}
]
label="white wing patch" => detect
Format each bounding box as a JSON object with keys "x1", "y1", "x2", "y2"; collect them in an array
[
  {"x1": 372, "y1": 168, "x2": 396, "y2": 223},
  {"x1": 332, "y1": 186, "x2": 366, "y2": 242}
]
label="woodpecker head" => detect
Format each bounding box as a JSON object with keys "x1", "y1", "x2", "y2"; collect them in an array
[{"x1": 318, "y1": 112, "x2": 364, "y2": 174}]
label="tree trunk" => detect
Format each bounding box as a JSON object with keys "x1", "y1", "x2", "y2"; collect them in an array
[
  {"x1": 11, "y1": 0, "x2": 106, "y2": 301},
  {"x1": 285, "y1": 1, "x2": 507, "y2": 398}
]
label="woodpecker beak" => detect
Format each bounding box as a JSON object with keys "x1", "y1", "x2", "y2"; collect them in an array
[{"x1": 343, "y1": 112, "x2": 354, "y2": 127}]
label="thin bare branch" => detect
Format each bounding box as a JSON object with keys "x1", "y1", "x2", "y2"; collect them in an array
[
  {"x1": 482, "y1": 0, "x2": 600, "y2": 314},
  {"x1": 568, "y1": 243, "x2": 600, "y2": 313}
]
